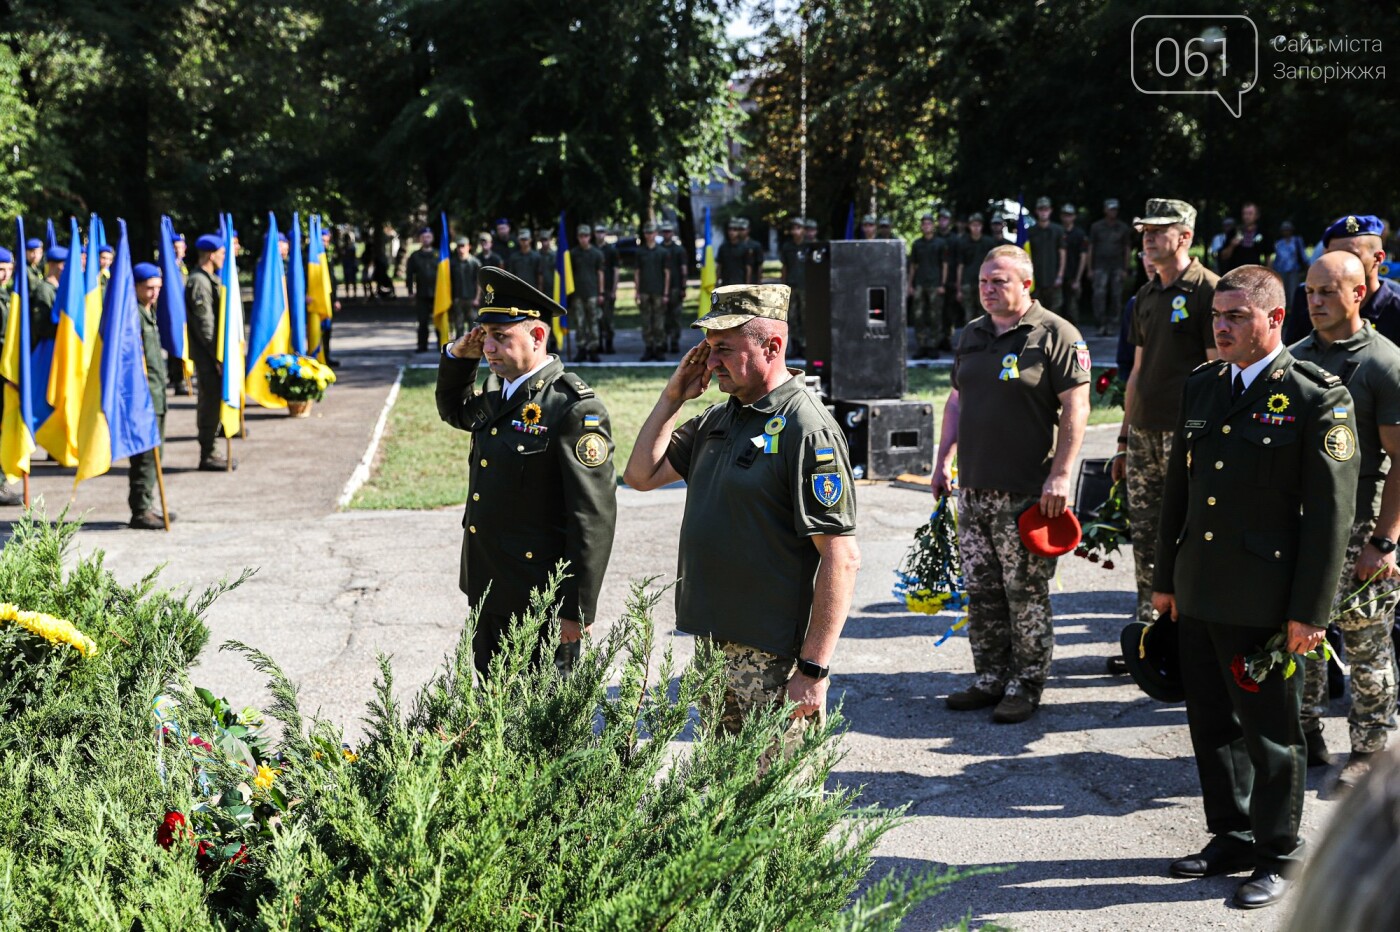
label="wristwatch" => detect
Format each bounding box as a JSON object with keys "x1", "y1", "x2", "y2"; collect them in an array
[
  {"x1": 1369, "y1": 535, "x2": 1397, "y2": 554},
  {"x1": 796, "y1": 657, "x2": 830, "y2": 680}
]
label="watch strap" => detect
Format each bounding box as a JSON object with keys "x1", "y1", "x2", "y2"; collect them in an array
[{"x1": 796, "y1": 657, "x2": 830, "y2": 680}]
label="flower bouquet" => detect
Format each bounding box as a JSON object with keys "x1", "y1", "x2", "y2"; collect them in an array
[
  {"x1": 893, "y1": 495, "x2": 970, "y2": 644},
  {"x1": 265, "y1": 353, "x2": 336, "y2": 415},
  {"x1": 1094, "y1": 367, "x2": 1125, "y2": 408},
  {"x1": 1074, "y1": 479, "x2": 1129, "y2": 570}
]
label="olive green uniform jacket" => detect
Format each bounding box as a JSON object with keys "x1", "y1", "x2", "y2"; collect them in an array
[
  {"x1": 1154, "y1": 351, "x2": 1359, "y2": 629},
  {"x1": 436, "y1": 352, "x2": 617, "y2": 625}
]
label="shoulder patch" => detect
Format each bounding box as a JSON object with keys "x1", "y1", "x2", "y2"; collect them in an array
[
  {"x1": 1292, "y1": 358, "x2": 1343, "y2": 388},
  {"x1": 1189, "y1": 359, "x2": 1228, "y2": 377}
]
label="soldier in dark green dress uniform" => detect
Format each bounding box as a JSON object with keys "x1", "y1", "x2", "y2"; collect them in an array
[
  {"x1": 24, "y1": 238, "x2": 43, "y2": 293},
  {"x1": 1154, "y1": 265, "x2": 1359, "y2": 910},
  {"x1": 129, "y1": 263, "x2": 173, "y2": 529},
  {"x1": 436, "y1": 267, "x2": 618, "y2": 678},
  {"x1": 186, "y1": 234, "x2": 233, "y2": 471}
]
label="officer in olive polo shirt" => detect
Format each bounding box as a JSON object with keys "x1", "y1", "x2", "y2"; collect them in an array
[
  {"x1": 1113, "y1": 199, "x2": 1219, "y2": 658},
  {"x1": 624, "y1": 284, "x2": 861, "y2": 749},
  {"x1": 932, "y1": 244, "x2": 1091, "y2": 723},
  {"x1": 1152, "y1": 265, "x2": 1356, "y2": 910},
  {"x1": 436, "y1": 266, "x2": 618, "y2": 678},
  {"x1": 1291, "y1": 251, "x2": 1400, "y2": 786}
]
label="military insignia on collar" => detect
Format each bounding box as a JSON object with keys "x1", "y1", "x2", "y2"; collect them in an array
[
  {"x1": 1266, "y1": 393, "x2": 1289, "y2": 414},
  {"x1": 1268, "y1": 368, "x2": 1284, "y2": 381},
  {"x1": 1073, "y1": 340, "x2": 1091, "y2": 372},
  {"x1": 484, "y1": 283, "x2": 496, "y2": 305},
  {"x1": 1325, "y1": 425, "x2": 1356, "y2": 461},
  {"x1": 811, "y1": 471, "x2": 844, "y2": 508},
  {"x1": 575, "y1": 432, "x2": 609, "y2": 467}
]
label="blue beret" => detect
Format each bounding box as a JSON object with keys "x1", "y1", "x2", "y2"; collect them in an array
[
  {"x1": 494, "y1": 218, "x2": 510, "y2": 226},
  {"x1": 98, "y1": 244, "x2": 114, "y2": 255},
  {"x1": 1323, "y1": 214, "x2": 1385, "y2": 246},
  {"x1": 278, "y1": 233, "x2": 289, "y2": 245},
  {"x1": 195, "y1": 234, "x2": 225, "y2": 252},
  {"x1": 25, "y1": 238, "x2": 43, "y2": 250},
  {"x1": 46, "y1": 246, "x2": 69, "y2": 263},
  {"x1": 132, "y1": 262, "x2": 161, "y2": 282},
  {"x1": 172, "y1": 233, "x2": 185, "y2": 243},
  {"x1": 0, "y1": 247, "x2": 13, "y2": 263},
  {"x1": 420, "y1": 226, "x2": 433, "y2": 235}
]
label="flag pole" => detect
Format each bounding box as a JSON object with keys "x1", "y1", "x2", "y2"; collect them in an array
[
  {"x1": 226, "y1": 434, "x2": 232, "y2": 471},
  {"x1": 22, "y1": 474, "x2": 28, "y2": 508},
  {"x1": 153, "y1": 447, "x2": 171, "y2": 532}
]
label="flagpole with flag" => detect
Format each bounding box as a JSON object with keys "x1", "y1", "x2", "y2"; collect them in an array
[
  {"x1": 2, "y1": 218, "x2": 38, "y2": 503},
  {"x1": 244, "y1": 213, "x2": 291, "y2": 409},
  {"x1": 45, "y1": 219, "x2": 56, "y2": 252},
  {"x1": 551, "y1": 211, "x2": 573, "y2": 350},
  {"x1": 218, "y1": 214, "x2": 246, "y2": 466},
  {"x1": 844, "y1": 202, "x2": 856, "y2": 240},
  {"x1": 83, "y1": 214, "x2": 103, "y2": 365},
  {"x1": 75, "y1": 219, "x2": 162, "y2": 500},
  {"x1": 288, "y1": 212, "x2": 307, "y2": 355},
  {"x1": 307, "y1": 215, "x2": 334, "y2": 363},
  {"x1": 1016, "y1": 193, "x2": 1033, "y2": 293},
  {"x1": 156, "y1": 216, "x2": 193, "y2": 379},
  {"x1": 34, "y1": 217, "x2": 87, "y2": 466},
  {"x1": 698, "y1": 206, "x2": 717, "y2": 317},
  {"x1": 433, "y1": 212, "x2": 452, "y2": 348}
]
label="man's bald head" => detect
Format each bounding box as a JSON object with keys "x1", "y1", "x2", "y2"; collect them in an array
[{"x1": 1305, "y1": 250, "x2": 1369, "y2": 343}]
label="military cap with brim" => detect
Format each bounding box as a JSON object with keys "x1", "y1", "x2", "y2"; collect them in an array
[
  {"x1": 659, "y1": 221, "x2": 674, "y2": 232},
  {"x1": 968, "y1": 212, "x2": 985, "y2": 223},
  {"x1": 862, "y1": 214, "x2": 877, "y2": 224},
  {"x1": 1060, "y1": 203, "x2": 1076, "y2": 215},
  {"x1": 877, "y1": 216, "x2": 892, "y2": 225},
  {"x1": 1134, "y1": 198, "x2": 1197, "y2": 231},
  {"x1": 1035, "y1": 196, "x2": 1052, "y2": 208},
  {"x1": 475, "y1": 266, "x2": 560, "y2": 326},
  {"x1": 1120, "y1": 620, "x2": 1184, "y2": 703},
  {"x1": 1323, "y1": 214, "x2": 1385, "y2": 246},
  {"x1": 1017, "y1": 505, "x2": 1081, "y2": 557},
  {"x1": 803, "y1": 218, "x2": 818, "y2": 228},
  {"x1": 576, "y1": 224, "x2": 592, "y2": 235},
  {"x1": 919, "y1": 212, "x2": 935, "y2": 222},
  {"x1": 692, "y1": 283, "x2": 790, "y2": 330},
  {"x1": 132, "y1": 262, "x2": 161, "y2": 282},
  {"x1": 195, "y1": 234, "x2": 225, "y2": 252},
  {"x1": 46, "y1": 246, "x2": 69, "y2": 263},
  {"x1": 0, "y1": 247, "x2": 13, "y2": 263},
  {"x1": 937, "y1": 208, "x2": 952, "y2": 218}
]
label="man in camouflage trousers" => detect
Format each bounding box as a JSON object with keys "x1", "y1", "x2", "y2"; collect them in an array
[{"x1": 1291, "y1": 251, "x2": 1400, "y2": 787}]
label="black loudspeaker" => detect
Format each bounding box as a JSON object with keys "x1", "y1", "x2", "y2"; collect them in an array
[
  {"x1": 804, "y1": 240, "x2": 907, "y2": 399},
  {"x1": 1075, "y1": 458, "x2": 1118, "y2": 526},
  {"x1": 834, "y1": 399, "x2": 933, "y2": 481}
]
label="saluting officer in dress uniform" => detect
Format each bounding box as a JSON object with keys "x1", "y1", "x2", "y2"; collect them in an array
[
  {"x1": 1153, "y1": 265, "x2": 1359, "y2": 910},
  {"x1": 436, "y1": 267, "x2": 618, "y2": 678}
]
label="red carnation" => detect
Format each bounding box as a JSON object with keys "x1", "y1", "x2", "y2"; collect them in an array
[
  {"x1": 1096, "y1": 373, "x2": 1111, "y2": 393},
  {"x1": 1231, "y1": 655, "x2": 1260, "y2": 693},
  {"x1": 196, "y1": 840, "x2": 217, "y2": 871},
  {"x1": 229, "y1": 845, "x2": 249, "y2": 865},
  {"x1": 155, "y1": 811, "x2": 187, "y2": 849}
]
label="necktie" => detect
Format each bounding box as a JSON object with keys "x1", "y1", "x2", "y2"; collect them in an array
[{"x1": 1232, "y1": 372, "x2": 1246, "y2": 400}]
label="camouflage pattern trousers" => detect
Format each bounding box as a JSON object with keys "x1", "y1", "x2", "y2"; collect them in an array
[
  {"x1": 910, "y1": 284, "x2": 942, "y2": 348},
  {"x1": 637, "y1": 292, "x2": 667, "y2": 352},
  {"x1": 694, "y1": 638, "x2": 821, "y2": 767},
  {"x1": 958, "y1": 488, "x2": 1057, "y2": 699},
  {"x1": 1302, "y1": 519, "x2": 1400, "y2": 752},
  {"x1": 570, "y1": 294, "x2": 601, "y2": 351},
  {"x1": 1126, "y1": 427, "x2": 1174, "y2": 625}
]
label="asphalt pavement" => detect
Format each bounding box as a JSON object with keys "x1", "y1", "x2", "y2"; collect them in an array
[{"x1": 6, "y1": 301, "x2": 1349, "y2": 931}]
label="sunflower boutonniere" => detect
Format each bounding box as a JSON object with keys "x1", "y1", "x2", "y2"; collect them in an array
[{"x1": 521, "y1": 402, "x2": 543, "y2": 427}]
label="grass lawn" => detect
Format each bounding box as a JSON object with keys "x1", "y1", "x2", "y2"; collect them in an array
[{"x1": 350, "y1": 365, "x2": 1123, "y2": 510}]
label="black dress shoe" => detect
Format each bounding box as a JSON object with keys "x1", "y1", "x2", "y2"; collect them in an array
[
  {"x1": 1234, "y1": 870, "x2": 1288, "y2": 909},
  {"x1": 1305, "y1": 727, "x2": 1332, "y2": 768},
  {"x1": 1169, "y1": 840, "x2": 1254, "y2": 878},
  {"x1": 129, "y1": 512, "x2": 166, "y2": 530},
  {"x1": 198, "y1": 457, "x2": 238, "y2": 472}
]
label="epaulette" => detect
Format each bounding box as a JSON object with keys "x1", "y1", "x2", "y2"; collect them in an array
[
  {"x1": 558, "y1": 373, "x2": 595, "y2": 399},
  {"x1": 1189, "y1": 359, "x2": 1228, "y2": 377},
  {"x1": 1292, "y1": 358, "x2": 1343, "y2": 388}
]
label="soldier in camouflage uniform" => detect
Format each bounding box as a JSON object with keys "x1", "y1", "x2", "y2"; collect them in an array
[
  {"x1": 1116, "y1": 199, "x2": 1219, "y2": 651},
  {"x1": 634, "y1": 222, "x2": 670, "y2": 361},
  {"x1": 569, "y1": 224, "x2": 605, "y2": 363},
  {"x1": 933, "y1": 245, "x2": 1091, "y2": 722},
  {"x1": 128, "y1": 263, "x2": 172, "y2": 528},
  {"x1": 624, "y1": 284, "x2": 860, "y2": 765},
  {"x1": 1291, "y1": 251, "x2": 1400, "y2": 788}
]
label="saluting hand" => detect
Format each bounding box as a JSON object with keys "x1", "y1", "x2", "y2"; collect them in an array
[
  {"x1": 664, "y1": 341, "x2": 712, "y2": 403},
  {"x1": 451, "y1": 326, "x2": 486, "y2": 359}
]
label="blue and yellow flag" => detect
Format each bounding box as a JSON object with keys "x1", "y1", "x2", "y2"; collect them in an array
[
  {"x1": 699, "y1": 206, "x2": 717, "y2": 316},
  {"x1": 245, "y1": 213, "x2": 291, "y2": 409},
  {"x1": 1, "y1": 218, "x2": 38, "y2": 482},
  {"x1": 552, "y1": 211, "x2": 573, "y2": 346},
  {"x1": 307, "y1": 214, "x2": 334, "y2": 363},
  {"x1": 156, "y1": 216, "x2": 192, "y2": 377},
  {"x1": 433, "y1": 212, "x2": 452, "y2": 346},
  {"x1": 75, "y1": 219, "x2": 160, "y2": 485},
  {"x1": 34, "y1": 217, "x2": 87, "y2": 466},
  {"x1": 45, "y1": 219, "x2": 56, "y2": 252},
  {"x1": 844, "y1": 203, "x2": 855, "y2": 240},
  {"x1": 288, "y1": 212, "x2": 308, "y2": 355},
  {"x1": 218, "y1": 214, "x2": 246, "y2": 439},
  {"x1": 83, "y1": 214, "x2": 103, "y2": 363}
]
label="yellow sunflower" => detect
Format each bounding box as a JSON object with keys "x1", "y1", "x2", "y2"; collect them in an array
[
  {"x1": 1266, "y1": 393, "x2": 1290, "y2": 414},
  {"x1": 522, "y1": 402, "x2": 543, "y2": 426}
]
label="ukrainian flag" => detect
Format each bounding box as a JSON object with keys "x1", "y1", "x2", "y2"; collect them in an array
[
  {"x1": 83, "y1": 214, "x2": 103, "y2": 364},
  {"x1": 1, "y1": 218, "x2": 38, "y2": 483},
  {"x1": 244, "y1": 213, "x2": 291, "y2": 409},
  {"x1": 75, "y1": 220, "x2": 160, "y2": 485},
  {"x1": 307, "y1": 214, "x2": 334, "y2": 363},
  {"x1": 699, "y1": 206, "x2": 717, "y2": 316},
  {"x1": 218, "y1": 214, "x2": 246, "y2": 440},
  {"x1": 288, "y1": 212, "x2": 308, "y2": 355},
  {"x1": 433, "y1": 212, "x2": 452, "y2": 346},
  {"x1": 552, "y1": 211, "x2": 573, "y2": 346},
  {"x1": 156, "y1": 216, "x2": 192, "y2": 378},
  {"x1": 34, "y1": 217, "x2": 87, "y2": 466}
]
